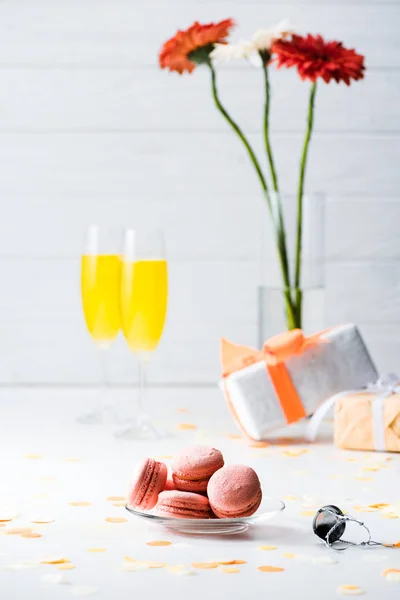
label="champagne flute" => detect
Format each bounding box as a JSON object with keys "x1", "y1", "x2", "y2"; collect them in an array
[
  {"x1": 80, "y1": 225, "x2": 121, "y2": 424},
  {"x1": 114, "y1": 229, "x2": 168, "y2": 440}
]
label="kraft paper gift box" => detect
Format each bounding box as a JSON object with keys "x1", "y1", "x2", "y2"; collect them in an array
[
  {"x1": 220, "y1": 323, "x2": 378, "y2": 441},
  {"x1": 307, "y1": 374, "x2": 400, "y2": 452}
]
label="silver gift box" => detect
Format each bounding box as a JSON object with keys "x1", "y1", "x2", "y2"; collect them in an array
[{"x1": 222, "y1": 324, "x2": 378, "y2": 440}]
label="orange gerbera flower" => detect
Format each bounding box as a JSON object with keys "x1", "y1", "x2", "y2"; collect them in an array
[
  {"x1": 159, "y1": 19, "x2": 235, "y2": 74},
  {"x1": 273, "y1": 34, "x2": 365, "y2": 85}
]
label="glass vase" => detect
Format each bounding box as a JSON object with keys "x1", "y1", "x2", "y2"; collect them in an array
[{"x1": 258, "y1": 193, "x2": 325, "y2": 347}]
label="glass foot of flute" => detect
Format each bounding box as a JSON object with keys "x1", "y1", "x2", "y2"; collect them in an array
[
  {"x1": 76, "y1": 402, "x2": 116, "y2": 426},
  {"x1": 114, "y1": 415, "x2": 164, "y2": 441},
  {"x1": 114, "y1": 353, "x2": 166, "y2": 441}
]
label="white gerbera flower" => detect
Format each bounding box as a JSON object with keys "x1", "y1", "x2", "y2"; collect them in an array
[
  {"x1": 251, "y1": 19, "x2": 295, "y2": 52},
  {"x1": 211, "y1": 40, "x2": 256, "y2": 62},
  {"x1": 211, "y1": 20, "x2": 295, "y2": 66}
]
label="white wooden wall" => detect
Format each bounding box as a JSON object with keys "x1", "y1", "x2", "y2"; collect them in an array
[{"x1": 0, "y1": 0, "x2": 399, "y2": 385}]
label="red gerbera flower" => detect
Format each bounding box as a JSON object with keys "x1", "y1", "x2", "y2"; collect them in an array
[
  {"x1": 159, "y1": 19, "x2": 235, "y2": 74},
  {"x1": 272, "y1": 34, "x2": 365, "y2": 85}
]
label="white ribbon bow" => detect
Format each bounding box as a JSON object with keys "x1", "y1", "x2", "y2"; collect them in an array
[{"x1": 306, "y1": 373, "x2": 400, "y2": 451}]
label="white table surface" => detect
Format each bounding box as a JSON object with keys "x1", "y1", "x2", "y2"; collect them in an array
[{"x1": 0, "y1": 386, "x2": 399, "y2": 599}]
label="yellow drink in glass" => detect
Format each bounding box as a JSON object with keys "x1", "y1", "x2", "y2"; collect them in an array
[
  {"x1": 81, "y1": 254, "x2": 121, "y2": 343},
  {"x1": 121, "y1": 259, "x2": 168, "y2": 353}
]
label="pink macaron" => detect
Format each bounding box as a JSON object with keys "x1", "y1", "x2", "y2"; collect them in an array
[
  {"x1": 172, "y1": 445, "x2": 224, "y2": 493},
  {"x1": 155, "y1": 490, "x2": 211, "y2": 519},
  {"x1": 127, "y1": 458, "x2": 167, "y2": 510},
  {"x1": 207, "y1": 464, "x2": 262, "y2": 518}
]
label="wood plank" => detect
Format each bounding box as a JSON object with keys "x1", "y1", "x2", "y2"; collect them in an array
[
  {"x1": 0, "y1": 68, "x2": 397, "y2": 133},
  {"x1": 0, "y1": 320, "x2": 255, "y2": 384},
  {"x1": 0, "y1": 194, "x2": 260, "y2": 260},
  {"x1": 326, "y1": 261, "x2": 400, "y2": 324},
  {"x1": 0, "y1": 2, "x2": 397, "y2": 67},
  {"x1": 0, "y1": 258, "x2": 257, "y2": 324},
  {"x1": 326, "y1": 198, "x2": 400, "y2": 260},
  {"x1": 360, "y1": 323, "x2": 400, "y2": 374},
  {"x1": 0, "y1": 132, "x2": 398, "y2": 196}
]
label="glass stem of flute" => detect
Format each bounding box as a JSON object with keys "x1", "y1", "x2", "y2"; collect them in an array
[
  {"x1": 98, "y1": 344, "x2": 109, "y2": 420},
  {"x1": 137, "y1": 353, "x2": 150, "y2": 421}
]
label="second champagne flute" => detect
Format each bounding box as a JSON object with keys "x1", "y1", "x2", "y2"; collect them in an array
[{"x1": 115, "y1": 229, "x2": 168, "y2": 440}]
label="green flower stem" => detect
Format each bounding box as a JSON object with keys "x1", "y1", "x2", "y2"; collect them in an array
[
  {"x1": 294, "y1": 81, "x2": 317, "y2": 326},
  {"x1": 262, "y1": 62, "x2": 294, "y2": 324},
  {"x1": 262, "y1": 63, "x2": 279, "y2": 193},
  {"x1": 209, "y1": 62, "x2": 269, "y2": 204},
  {"x1": 208, "y1": 62, "x2": 296, "y2": 325}
]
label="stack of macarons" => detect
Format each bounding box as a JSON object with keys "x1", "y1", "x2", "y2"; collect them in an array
[{"x1": 127, "y1": 445, "x2": 262, "y2": 519}]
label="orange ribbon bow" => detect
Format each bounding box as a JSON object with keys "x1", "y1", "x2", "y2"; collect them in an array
[{"x1": 221, "y1": 329, "x2": 327, "y2": 436}]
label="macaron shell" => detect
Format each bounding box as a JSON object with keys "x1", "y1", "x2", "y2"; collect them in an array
[
  {"x1": 211, "y1": 488, "x2": 262, "y2": 518},
  {"x1": 171, "y1": 445, "x2": 224, "y2": 492},
  {"x1": 127, "y1": 458, "x2": 167, "y2": 510},
  {"x1": 208, "y1": 464, "x2": 262, "y2": 518},
  {"x1": 156, "y1": 490, "x2": 211, "y2": 519}
]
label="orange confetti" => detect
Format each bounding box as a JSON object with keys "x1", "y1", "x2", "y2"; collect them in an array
[
  {"x1": 300, "y1": 510, "x2": 315, "y2": 517},
  {"x1": 177, "y1": 423, "x2": 197, "y2": 431},
  {"x1": 105, "y1": 517, "x2": 128, "y2": 523},
  {"x1": 363, "y1": 467, "x2": 380, "y2": 472},
  {"x1": 146, "y1": 562, "x2": 167, "y2": 569},
  {"x1": 337, "y1": 585, "x2": 365, "y2": 596},
  {"x1": 87, "y1": 548, "x2": 106, "y2": 553},
  {"x1": 381, "y1": 514, "x2": 399, "y2": 519},
  {"x1": 383, "y1": 568, "x2": 400, "y2": 576},
  {"x1": 192, "y1": 562, "x2": 219, "y2": 570},
  {"x1": 258, "y1": 546, "x2": 277, "y2": 551},
  {"x1": 106, "y1": 496, "x2": 125, "y2": 502},
  {"x1": 177, "y1": 408, "x2": 188, "y2": 413},
  {"x1": 25, "y1": 454, "x2": 42, "y2": 460},
  {"x1": 124, "y1": 556, "x2": 136, "y2": 563},
  {"x1": 257, "y1": 565, "x2": 285, "y2": 572},
  {"x1": 112, "y1": 502, "x2": 126, "y2": 508},
  {"x1": 355, "y1": 477, "x2": 373, "y2": 482},
  {"x1": 354, "y1": 506, "x2": 376, "y2": 513},
  {"x1": 69, "y1": 501, "x2": 92, "y2": 507},
  {"x1": 221, "y1": 567, "x2": 240, "y2": 573},
  {"x1": 147, "y1": 540, "x2": 172, "y2": 547},
  {"x1": 5, "y1": 528, "x2": 33, "y2": 535},
  {"x1": 62, "y1": 457, "x2": 81, "y2": 463},
  {"x1": 249, "y1": 441, "x2": 269, "y2": 448},
  {"x1": 283, "y1": 553, "x2": 296, "y2": 559},
  {"x1": 154, "y1": 455, "x2": 173, "y2": 460},
  {"x1": 21, "y1": 533, "x2": 42, "y2": 538},
  {"x1": 384, "y1": 541, "x2": 400, "y2": 548},
  {"x1": 369, "y1": 503, "x2": 390, "y2": 509},
  {"x1": 218, "y1": 560, "x2": 246, "y2": 565},
  {"x1": 56, "y1": 563, "x2": 76, "y2": 570},
  {"x1": 282, "y1": 449, "x2": 309, "y2": 458},
  {"x1": 30, "y1": 517, "x2": 55, "y2": 524},
  {"x1": 41, "y1": 557, "x2": 70, "y2": 565}
]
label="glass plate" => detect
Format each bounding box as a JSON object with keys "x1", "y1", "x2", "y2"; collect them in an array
[{"x1": 125, "y1": 496, "x2": 285, "y2": 535}]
